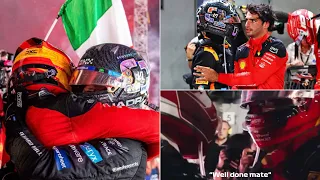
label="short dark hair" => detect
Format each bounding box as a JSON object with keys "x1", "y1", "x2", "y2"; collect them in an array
[
  {"x1": 0, "y1": 50, "x2": 7, "y2": 57},
  {"x1": 247, "y1": 4, "x2": 277, "y2": 31}
]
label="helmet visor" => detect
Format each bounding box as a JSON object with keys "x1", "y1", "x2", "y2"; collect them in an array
[
  {"x1": 240, "y1": 90, "x2": 314, "y2": 108},
  {"x1": 69, "y1": 65, "x2": 133, "y2": 88},
  {"x1": 223, "y1": 14, "x2": 241, "y2": 23},
  {"x1": 204, "y1": 13, "x2": 241, "y2": 24}
]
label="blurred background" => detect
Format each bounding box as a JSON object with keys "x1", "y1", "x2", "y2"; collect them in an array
[
  {"x1": 161, "y1": 91, "x2": 249, "y2": 178},
  {"x1": 0, "y1": 0, "x2": 159, "y2": 105},
  {"x1": 161, "y1": 0, "x2": 320, "y2": 89},
  {"x1": 161, "y1": 91, "x2": 247, "y2": 150}
]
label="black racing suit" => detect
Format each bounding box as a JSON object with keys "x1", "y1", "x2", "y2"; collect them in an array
[
  {"x1": 4, "y1": 104, "x2": 147, "y2": 180},
  {"x1": 191, "y1": 38, "x2": 234, "y2": 90},
  {"x1": 161, "y1": 139, "x2": 205, "y2": 180}
]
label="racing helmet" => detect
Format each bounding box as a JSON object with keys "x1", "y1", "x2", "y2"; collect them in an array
[
  {"x1": 11, "y1": 38, "x2": 73, "y2": 95},
  {"x1": 196, "y1": 0, "x2": 241, "y2": 39},
  {"x1": 69, "y1": 43, "x2": 150, "y2": 108},
  {"x1": 287, "y1": 9, "x2": 315, "y2": 45},
  {"x1": 241, "y1": 91, "x2": 320, "y2": 149}
]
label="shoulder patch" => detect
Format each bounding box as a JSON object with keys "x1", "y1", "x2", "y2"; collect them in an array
[
  {"x1": 204, "y1": 46, "x2": 219, "y2": 61},
  {"x1": 238, "y1": 43, "x2": 247, "y2": 51},
  {"x1": 235, "y1": 44, "x2": 249, "y2": 61},
  {"x1": 262, "y1": 37, "x2": 286, "y2": 58},
  {"x1": 268, "y1": 41, "x2": 286, "y2": 58}
]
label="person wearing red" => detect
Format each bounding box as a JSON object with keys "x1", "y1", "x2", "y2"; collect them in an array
[
  {"x1": 313, "y1": 17, "x2": 320, "y2": 89},
  {"x1": 11, "y1": 38, "x2": 158, "y2": 159},
  {"x1": 287, "y1": 9, "x2": 320, "y2": 89},
  {"x1": 6, "y1": 37, "x2": 159, "y2": 161},
  {"x1": 241, "y1": 91, "x2": 320, "y2": 180},
  {"x1": 193, "y1": 4, "x2": 288, "y2": 89}
]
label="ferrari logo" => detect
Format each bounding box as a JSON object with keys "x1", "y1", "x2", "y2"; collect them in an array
[
  {"x1": 239, "y1": 61, "x2": 246, "y2": 70},
  {"x1": 308, "y1": 171, "x2": 320, "y2": 180}
]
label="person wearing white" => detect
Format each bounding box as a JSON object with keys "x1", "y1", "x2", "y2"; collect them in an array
[{"x1": 286, "y1": 38, "x2": 316, "y2": 67}]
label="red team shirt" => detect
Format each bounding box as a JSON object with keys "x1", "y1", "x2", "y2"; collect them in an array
[{"x1": 218, "y1": 33, "x2": 288, "y2": 89}]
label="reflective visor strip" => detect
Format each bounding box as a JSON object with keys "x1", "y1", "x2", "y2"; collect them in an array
[
  {"x1": 204, "y1": 13, "x2": 241, "y2": 24},
  {"x1": 76, "y1": 65, "x2": 122, "y2": 77},
  {"x1": 223, "y1": 14, "x2": 241, "y2": 23},
  {"x1": 13, "y1": 64, "x2": 58, "y2": 83},
  {"x1": 69, "y1": 65, "x2": 131, "y2": 88}
]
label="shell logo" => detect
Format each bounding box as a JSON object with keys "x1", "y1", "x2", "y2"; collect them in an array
[{"x1": 239, "y1": 61, "x2": 246, "y2": 70}]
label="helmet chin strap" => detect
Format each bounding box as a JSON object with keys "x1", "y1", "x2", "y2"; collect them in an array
[
  {"x1": 223, "y1": 36, "x2": 227, "y2": 74},
  {"x1": 223, "y1": 36, "x2": 231, "y2": 90},
  {"x1": 249, "y1": 133, "x2": 260, "y2": 168},
  {"x1": 246, "y1": 128, "x2": 261, "y2": 168},
  {"x1": 251, "y1": 147, "x2": 261, "y2": 169}
]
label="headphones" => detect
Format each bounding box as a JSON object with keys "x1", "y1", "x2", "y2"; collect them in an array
[
  {"x1": 228, "y1": 126, "x2": 233, "y2": 135},
  {"x1": 225, "y1": 120, "x2": 232, "y2": 135}
]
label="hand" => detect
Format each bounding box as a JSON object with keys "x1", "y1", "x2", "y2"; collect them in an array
[
  {"x1": 4, "y1": 106, "x2": 27, "y2": 138},
  {"x1": 186, "y1": 43, "x2": 196, "y2": 60},
  {"x1": 193, "y1": 66, "x2": 219, "y2": 82},
  {"x1": 216, "y1": 150, "x2": 227, "y2": 169},
  {"x1": 291, "y1": 60, "x2": 304, "y2": 66},
  {"x1": 239, "y1": 148, "x2": 254, "y2": 173}
]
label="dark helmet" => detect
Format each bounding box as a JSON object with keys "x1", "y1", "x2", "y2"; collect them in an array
[
  {"x1": 69, "y1": 43, "x2": 150, "y2": 108},
  {"x1": 196, "y1": 0, "x2": 241, "y2": 39}
]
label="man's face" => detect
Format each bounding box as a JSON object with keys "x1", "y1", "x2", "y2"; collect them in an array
[
  {"x1": 245, "y1": 11, "x2": 268, "y2": 38},
  {"x1": 217, "y1": 122, "x2": 229, "y2": 140},
  {"x1": 83, "y1": 85, "x2": 107, "y2": 92},
  {"x1": 300, "y1": 37, "x2": 310, "y2": 47}
]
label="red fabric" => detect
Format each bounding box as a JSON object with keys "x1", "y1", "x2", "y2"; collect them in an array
[
  {"x1": 261, "y1": 120, "x2": 320, "y2": 179},
  {"x1": 0, "y1": 126, "x2": 10, "y2": 166},
  {"x1": 0, "y1": 97, "x2": 10, "y2": 166},
  {"x1": 26, "y1": 104, "x2": 160, "y2": 160},
  {"x1": 218, "y1": 34, "x2": 287, "y2": 89},
  {"x1": 311, "y1": 18, "x2": 320, "y2": 87},
  {"x1": 314, "y1": 29, "x2": 320, "y2": 82},
  {"x1": 261, "y1": 130, "x2": 319, "y2": 180}
]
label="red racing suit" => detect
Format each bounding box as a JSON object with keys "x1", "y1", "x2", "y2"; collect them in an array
[
  {"x1": 314, "y1": 23, "x2": 320, "y2": 89},
  {"x1": 256, "y1": 130, "x2": 320, "y2": 180},
  {"x1": 250, "y1": 93, "x2": 320, "y2": 179},
  {"x1": 0, "y1": 95, "x2": 11, "y2": 167},
  {"x1": 217, "y1": 33, "x2": 288, "y2": 89},
  {"x1": 25, "y1": 93, "x2": 159, "y2": 160}
]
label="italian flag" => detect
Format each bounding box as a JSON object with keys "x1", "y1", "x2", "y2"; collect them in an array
[{"x1": 58, "y1": 0, "x2": 132, "y2": 57}]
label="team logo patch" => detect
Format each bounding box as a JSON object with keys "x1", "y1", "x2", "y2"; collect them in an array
[
  {"x1": 53, "y1": 146, "x2": 71, "y2": 171},
  {"x1": 239, "y1": 60, "x2": 246, "y2": 70},
  {"x1": 207, "y1": 7, "x2": 217, "y2": 13},
  {"x1": 80, "y1": 143, "x2": 103, "y2": 164},
  {"x1": 269, "y1": 46, "x2": 279, "y2": 54}
]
